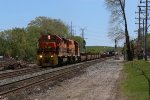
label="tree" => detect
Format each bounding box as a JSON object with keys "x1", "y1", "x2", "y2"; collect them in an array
[
  {"x1": 0, "y1": 28, "x2": 26, "y2": 58},
  {"x1": 27, "y1": 16, "x2": 69, "y2": 37},
  {"x1": 0, "y1": 28, "x2": 38, "y2": 61},
  {"x1": 71, "y1": 36, "x2": 85, "y2": 52},
  {"x1": 0, "y1": 31, "x2": 10, "y2": 55},
  {"x1": 105, "y1": 0, "x2": 133, "y2": 61},
  {"x1": 0, "y1": 16, "x2": 88, "y2": 61},
  {"x1": 108, "y1": 25, "x2": 125, "y2": 42}
]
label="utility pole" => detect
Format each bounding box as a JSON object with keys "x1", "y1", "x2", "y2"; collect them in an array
[
  {"x1": 137, "y1": 0, "x2": 150, "y2": 61},
  {"x1": 135, "y1": 6, "x2": 144, "y2": 59},
  {"x1": 138, "y1": 6, "x2": 141, "y2": 40},
  {"x1": 80, "y1": 28, "x2": 85, "y2": 39},
  {"x1": 137, "y1": 6, "x2": 142, "y2": 59},
  {"x1": 80, "y1": 28, "x2": 86, "y2": 52},
  {"x1": 70, "y1": 21, "x2": 73, "y2": 36},
  {"x1": 143, "y1": 19, "x2": 145, "y2": 56},
  {"x1": 145, "y1": 0, "x2": 148, "y2": 61},
  {"x1": 143, "y1": 19, "x2": 145, "y2": 40}
]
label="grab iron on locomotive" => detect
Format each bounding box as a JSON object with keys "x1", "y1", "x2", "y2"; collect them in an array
[{"x1": 37, "y1": 34, "x2": 114, "y2": 67}]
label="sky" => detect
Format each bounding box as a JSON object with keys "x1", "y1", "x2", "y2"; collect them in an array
[{"x1": 0, "y1": 0, "x2": 139, "y2": 46}]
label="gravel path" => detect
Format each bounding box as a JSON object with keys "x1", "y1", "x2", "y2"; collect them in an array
[{"x1": 29, "y1": 58, "x2": 123, "y2": 100}]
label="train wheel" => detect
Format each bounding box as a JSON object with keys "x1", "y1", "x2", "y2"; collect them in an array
[
  {"x1": 58, "y1": 57, "x2": 63, "y2": 66},
  {"x1": 78, "y1": 56, "x2": 81, "y2": 62},
  {"x1": 73, "y1": 56, "x2": 76, "y2": 63}
]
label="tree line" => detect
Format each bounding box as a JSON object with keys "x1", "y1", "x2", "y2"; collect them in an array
[{"x1": 0, "y1": 16, "x2": 85, "y2": 61}]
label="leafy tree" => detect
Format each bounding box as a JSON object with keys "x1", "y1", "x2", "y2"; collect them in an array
[
  {"x1": 71, "y1": 36, "x2": 85, "y2": 52},
  {"x1": 0, "y1": 31, "x2": 9, "y2": 55},
  {"x1": 28, "y1": 16, "x2": 69, "y2": 37},
  {"x1": 0, "y1": 28, "x2": 36, "y2": 61}
]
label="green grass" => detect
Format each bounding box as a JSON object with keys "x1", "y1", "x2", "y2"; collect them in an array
[{"x1": 122, "y1": 61, "x2": 150, "y2": 100}]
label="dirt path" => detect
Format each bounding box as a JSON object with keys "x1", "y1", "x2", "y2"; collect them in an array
[{"x1": 29, "y1": 58, "x2": 123, "y2": 100}]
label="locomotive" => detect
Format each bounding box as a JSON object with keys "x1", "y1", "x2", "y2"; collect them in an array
[
  {"x1": 37, "y1": 34, "x2": 80, "y2": 67},
  {"x1": 37, "y1": 34, "x2": 113, "y2": 67}
]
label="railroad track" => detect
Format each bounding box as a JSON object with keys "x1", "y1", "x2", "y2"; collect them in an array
[
  {"x1": 0, "y1": 66, "x2": 45, "y2": 80},
  {"x1": 0, "y1": 57, "x2": 110, "y2": 98}
]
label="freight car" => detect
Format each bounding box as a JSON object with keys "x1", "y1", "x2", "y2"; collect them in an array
[{"x1": 37, "y1": 34, "x2": 113, "y2": 67}]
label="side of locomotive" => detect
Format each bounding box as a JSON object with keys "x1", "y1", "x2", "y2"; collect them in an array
[{"x1": 37, "y1": 34, "x2": 80, "y2": 67}]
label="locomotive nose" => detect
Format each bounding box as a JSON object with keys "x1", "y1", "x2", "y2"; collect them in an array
[{"x1": 37, "y1": 54, "x2": 58, "y2": 67}]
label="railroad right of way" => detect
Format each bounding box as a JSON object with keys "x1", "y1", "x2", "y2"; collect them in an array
[{"x1": 0, "y1": 57, "x2": 110, "y2": 99}]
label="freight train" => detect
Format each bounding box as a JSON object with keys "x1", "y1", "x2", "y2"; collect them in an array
[{"x1": 37, "y1": 34, "x2": 114, "y2": 67}]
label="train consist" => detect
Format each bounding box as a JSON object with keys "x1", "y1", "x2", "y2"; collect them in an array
[{"x1": 37, "y1": 34, "x2": 114, "y2": 67}]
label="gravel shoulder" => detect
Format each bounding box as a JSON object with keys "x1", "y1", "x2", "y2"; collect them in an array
[{"x1": 29, "y1": 58, "x2": 123, "y2": 100}]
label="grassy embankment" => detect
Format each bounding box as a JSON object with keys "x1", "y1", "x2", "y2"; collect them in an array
[{"x1": 122, "y1": 61, "x2": 150, "y2": 100}]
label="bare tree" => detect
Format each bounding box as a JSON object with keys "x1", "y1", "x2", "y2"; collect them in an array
[
  {"x1": 105, "y1": 0, "x2": 133, "y2": 61},
  {"x1": 108, "y1": 25, "x2": 125, "y2": 41}
]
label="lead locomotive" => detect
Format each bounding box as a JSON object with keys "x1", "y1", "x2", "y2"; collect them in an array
[{"x1": 37, "y1": 34, "x2": 80, "y2": 67}]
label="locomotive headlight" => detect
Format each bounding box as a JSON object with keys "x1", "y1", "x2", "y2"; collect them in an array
[
  {"x1": 51, "y1": 55, "x2": 53, "y2": 58},
  {"x1": 39, "y1": 55, "x2": 43, "y2": 58}
]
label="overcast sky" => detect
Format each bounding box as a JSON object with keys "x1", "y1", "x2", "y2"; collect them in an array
[{"x1": 0, "y1": 0, "x2": 139, "y2": 46}]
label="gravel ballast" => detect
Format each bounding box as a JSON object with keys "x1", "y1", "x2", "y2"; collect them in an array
[{"x1": 28, "y1": 58, "x2": 123, "y2": 100}]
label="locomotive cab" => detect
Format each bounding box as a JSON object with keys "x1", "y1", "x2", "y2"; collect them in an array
[{"x1": 37, "y1": 35, "x2": 61, "y2": 67}]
